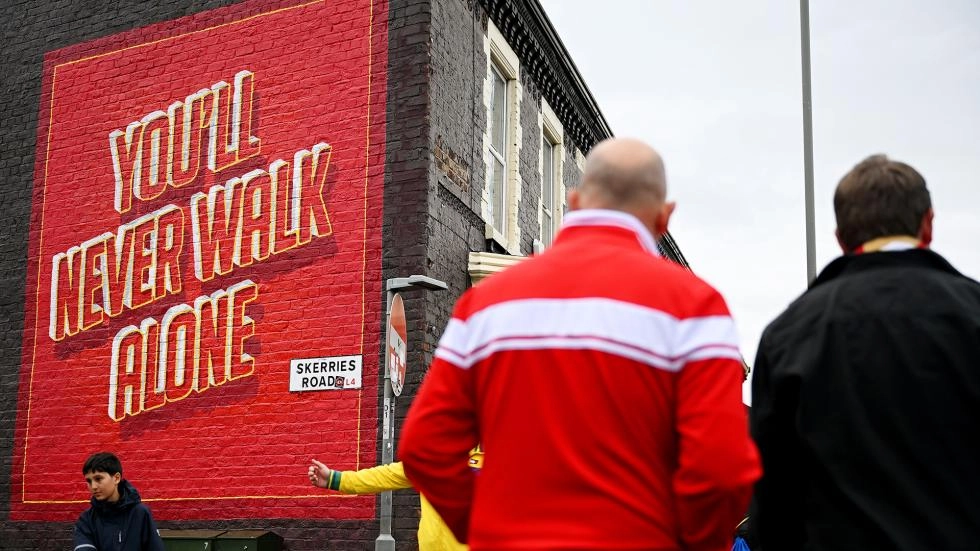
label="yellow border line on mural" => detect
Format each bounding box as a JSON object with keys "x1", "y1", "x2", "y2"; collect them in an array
[
  {"x1": 355, "y1": 0, "x2": 376, "y2": 472},
  {"x1": 22, "y1": 0, "x2": 380, "y2": 505},
  {"x1": 29, "y1": 493, "x2": 366, "y2": 505},
  {"x1": 22, "y1": 62, "x2": 60, "y2": 503}
]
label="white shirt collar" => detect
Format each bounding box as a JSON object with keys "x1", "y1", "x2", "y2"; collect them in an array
[{"x1": 560, "y1": 209, "x2": 661, "y2": 256}]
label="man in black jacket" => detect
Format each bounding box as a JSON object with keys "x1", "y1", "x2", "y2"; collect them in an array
[
  {"x1": 74, "y1": 452, "x2": 164, "y2": 551},
  {"x1": 750, "y1": 154, "x2": 980, "y2": 551}
]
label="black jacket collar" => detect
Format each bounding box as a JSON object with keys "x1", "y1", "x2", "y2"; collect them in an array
[{"x1": 810, "y1": 248, "x2": 965, "y2": 290}]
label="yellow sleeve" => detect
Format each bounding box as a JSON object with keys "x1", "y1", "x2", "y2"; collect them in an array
[{"x1": 338, "y1": 461, "x2": 413, "y2": 495}]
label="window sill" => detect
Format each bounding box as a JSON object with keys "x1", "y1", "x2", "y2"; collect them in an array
[{"x1": 484, "y1": 223, "x2": 521, "y2": 256}]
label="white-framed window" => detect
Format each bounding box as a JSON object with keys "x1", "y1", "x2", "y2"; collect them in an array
[
  {"x1": 541, "y1": 138, "x2": 555, "y2": 245},
  {"x1": 488, "y1": 63, "x2": 509, "y2": 233},
  {"x1": 482, "y1": 20, "x2": 522, "y2": 255},
  {"x1": 538, "y1": 99, "x2": 564, "y2": 249}
]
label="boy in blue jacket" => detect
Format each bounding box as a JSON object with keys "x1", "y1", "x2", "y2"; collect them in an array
[{"x1": 73, "y1": 452, "x2": 164, "y2": 551}]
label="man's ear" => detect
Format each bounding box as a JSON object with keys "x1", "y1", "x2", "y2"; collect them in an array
[
  {"x1": 567, "y1": 188, "x2": 581, "y2": 211},
  {"x1": 653, "y1": 201, "x2": 676, "y2": 237},
  {"x1": 918, "y1": 208, "x2": 934, "y2": 247}
]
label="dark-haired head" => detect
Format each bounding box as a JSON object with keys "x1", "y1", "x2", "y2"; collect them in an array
[
  {"x1": 834, "y1": 154, "x2": 932, "y2": 253},
  {"x1": 82, "y1": 452, "x2": 122, "y2": 476}
]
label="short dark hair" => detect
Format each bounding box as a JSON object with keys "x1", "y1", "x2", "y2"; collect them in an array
[
  {"x1": 834, "y1": 154, "x2": 931, "y2": 251},
  {"x1": 83, "y1": 452, "x2": 122, "y2": 476}
]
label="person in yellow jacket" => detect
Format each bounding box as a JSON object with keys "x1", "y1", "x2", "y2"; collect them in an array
[{"x1": 307, "y1": 448, "x2": 483, "y2": 551}]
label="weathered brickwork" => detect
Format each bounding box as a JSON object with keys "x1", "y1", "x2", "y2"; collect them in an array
[
  {"x1": 383, "y1": 0, "x2": 434, "y2": 545},
  {"x1": 419, "y1": 0, "x2": 487, "y2": 428},
  {"x1": 563, "y1": 141, "x2": 585, "y2": 194}
]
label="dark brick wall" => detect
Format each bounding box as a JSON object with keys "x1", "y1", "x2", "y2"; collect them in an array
[
  {"x1": 383, "y1": 0, "x2": 435, "y2": 547},
  {"x1": 425, "y1": 0, "x2": 486, "y2": 286},
  {"x1": 563, "y1": 140, "x2": 584, "y2": 195},
  {"x1": 417, "y1": 0, "x2": 489, "y2": 455}
]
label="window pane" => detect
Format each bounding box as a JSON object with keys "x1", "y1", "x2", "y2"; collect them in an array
[
  {"x1": 542, "y1": 141, "x2": 554, "y2": 206},
  {"x1": 490, "y1": 67, "x2": 507, "y2": 152},
  {"x1": 492, "y1": 157, "x2": 506, "y2": 230},
  {"x1": 542, "y1": 211, "x2": 553, "y2": 246}
]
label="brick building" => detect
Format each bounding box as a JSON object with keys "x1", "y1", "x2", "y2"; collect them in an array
[{"x1": 0, "y1": 0, "x2": 686, "y2": 548}]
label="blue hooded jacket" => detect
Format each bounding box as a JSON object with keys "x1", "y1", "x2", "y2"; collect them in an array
[{"x1": 73, "y1": 479, "x2": 164, "y2": 551}]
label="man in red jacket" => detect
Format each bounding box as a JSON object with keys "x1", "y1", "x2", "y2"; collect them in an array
[{"x1": 400, "y1": 137, "x2": 760, "y2": 551}]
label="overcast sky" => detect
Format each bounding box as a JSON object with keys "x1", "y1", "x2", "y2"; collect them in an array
[{"x1": 537, "y1": 0, "x2": 980, "y2": 402}]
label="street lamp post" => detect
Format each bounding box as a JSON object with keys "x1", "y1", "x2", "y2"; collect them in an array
[
  {"x1": 376, "y1": 275, "x2": 448, "y2": 551},
  {"x1": 800, "y1": 0, "x2": 817, "y2": 283}
]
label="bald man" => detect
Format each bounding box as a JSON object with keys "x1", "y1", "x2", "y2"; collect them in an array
[{"x1": 400, "y1": 138, "x2": 760, "y2": 551}]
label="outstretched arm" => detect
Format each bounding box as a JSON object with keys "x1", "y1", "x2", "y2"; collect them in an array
[{"x1": 308, "y1": 459, "x2": 413, "y2": 494}]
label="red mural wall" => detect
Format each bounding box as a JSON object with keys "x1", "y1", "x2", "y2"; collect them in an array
[{"x1": 13, "y1": 0, "x2": 388, "y2": 521}]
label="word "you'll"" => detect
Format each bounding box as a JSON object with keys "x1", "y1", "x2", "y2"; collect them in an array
[{"x1": 109, "y1": 70, "x2": 260, "y2": 214}]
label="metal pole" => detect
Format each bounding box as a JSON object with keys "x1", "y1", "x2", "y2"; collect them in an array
[
  {"x1": 375, "y1": 275, "x2": 445, "y2": 549},
  {"x1": 800, "y1": 0, "x2": 817, "y2": 283},
  {"x1": 376, "y1": 289, "x2": 396, "y2": 551}
]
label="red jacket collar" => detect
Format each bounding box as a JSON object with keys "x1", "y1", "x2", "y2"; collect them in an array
[{"x1": 558, "y1": 209, "x2": 661, "y2": 256}]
